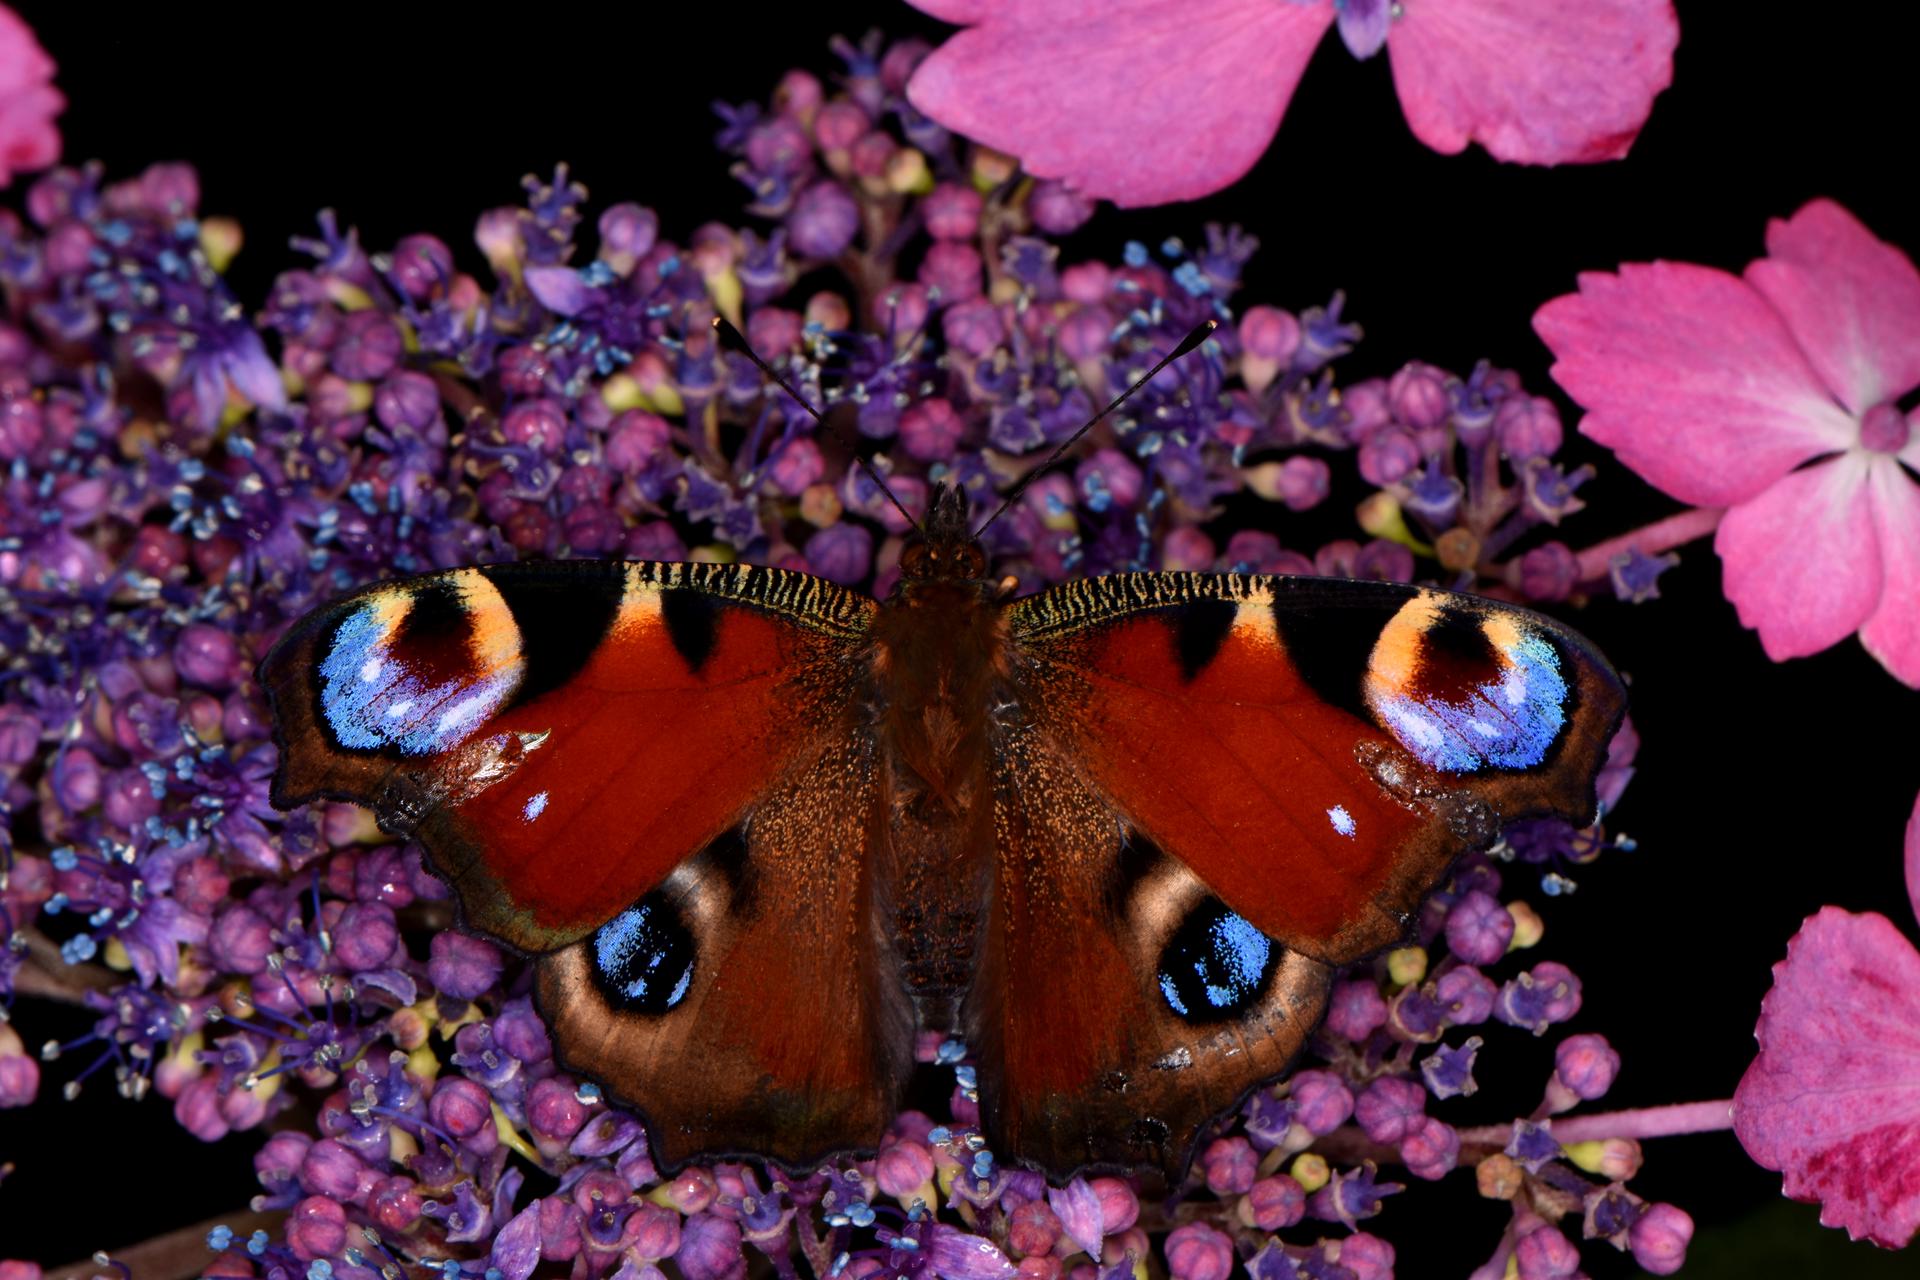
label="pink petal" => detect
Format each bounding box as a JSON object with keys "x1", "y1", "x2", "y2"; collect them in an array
[
  {"x1": 1861, "y1": 457, "x2": 1920, "y2": 688},
  {"x1": 1907, "y1": 789, "x2": 1920, "y2": 934},
  {"x1": 906, "y1": 0, "x2": 1333, "y2": 206},
  {"x1": 1732, "y1": 907, "x2": 1920, "y2": 1248},
  {"x1": 1715, "y1": 453, "x2": 1881, "y2": 662},
  {"x1": 906, "y1": 0, "x2": 994, "y2": 19},
  {"x1": 0, "y1": 6, "x2": 60, "y2": 188},
  {"x1": 1534, "y1": 262, "x2": 1855, "y2": 506},
  {"x1": 1386, "y1": 0, "x2": 1677, "y2": 164},
  {"x1": 1745, "y1": 200, "x2": 1920, "y2": 415}
]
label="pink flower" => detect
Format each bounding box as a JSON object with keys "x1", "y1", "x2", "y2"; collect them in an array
[
  {"x1": 1536, "y1": 200, "x2": 1920, "y2": 687},
  {"x1": 1730, "y1": 787, "x2": 1920, "y2": 1248},
  {"x1": 904, "y1": 0, "x2": 1677, "y2": 206},
  {"x1": 0, "y1": 5, "x2": 61, "y2": 187}
]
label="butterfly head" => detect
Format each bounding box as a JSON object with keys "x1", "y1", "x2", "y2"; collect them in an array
[{"x1": 898, "y1": 482, "x2": 987, "y2": 583}]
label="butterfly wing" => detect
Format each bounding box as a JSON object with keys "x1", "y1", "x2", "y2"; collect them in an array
[
  {"x1": 974, "y1": 572, "x2": 1625, "y2": 1175},
  {"x1": 261, "y1": 559, "x2": 910, "y2": 1169}
]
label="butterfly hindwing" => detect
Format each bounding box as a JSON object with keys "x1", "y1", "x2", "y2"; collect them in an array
[
  {"x1": 261, "y1": 559, "x2": 911, "y2": 1168},
  {"x1": 971, "y1": 572, "x2": 1625, "y2": 1174}
]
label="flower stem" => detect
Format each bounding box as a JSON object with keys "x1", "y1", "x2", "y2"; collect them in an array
[
  {"x1": 1456, "y1": 1099, "x2": 1735, "y2": 1148},
  {"x1": 45, "y1": 1208, "x2": 284, "y2": 1280},
  {"x1": 1572, "y1": 507, "x2": 1724, "y2": 582},
  {"x1": 12, "y1": 926, "x2": 119, "y2": 1006}
]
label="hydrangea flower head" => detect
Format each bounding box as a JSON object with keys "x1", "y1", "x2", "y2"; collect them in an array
[
  {"x1": 905, "y1": 0, "x2": 1679, "y2": 205},
  {"x1": 1536, "y1": 199, "x2": 1920, "y2": 686}
]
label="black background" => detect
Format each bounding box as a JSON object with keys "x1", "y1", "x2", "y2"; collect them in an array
[{"x1": 6, "y1": 2, "x2": 1918, "y2": 1276}]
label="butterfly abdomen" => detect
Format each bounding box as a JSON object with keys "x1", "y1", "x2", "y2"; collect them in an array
[{"x1": 869, "y1": 577, "x2": 1012, "y2": 1014}]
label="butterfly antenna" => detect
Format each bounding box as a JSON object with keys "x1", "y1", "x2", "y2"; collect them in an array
[
  {"x1": 972, "y1": 318, "x2": 1217, "y2": 539},
  {"x1": 711, "y1": 316, "x2": 922, "y2": 535}
]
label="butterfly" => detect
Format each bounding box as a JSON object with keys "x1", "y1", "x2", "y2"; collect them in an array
[{"x1": 260, "y1": 322, "x2": 1625, "y2": 1181}]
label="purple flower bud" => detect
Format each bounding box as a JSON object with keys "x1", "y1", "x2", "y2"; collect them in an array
[
  {"x1": 389, "y1": 234, "x2": 454, "y2": 300},
  {"x1": 920, "y1": 241, "x2": 984, "y2": 305},
  {"x1": 375, "y1": 370, "x2": 442, "y2": 431},
  {"x1": 1353, "y1": 538, "x2": 1415, "y2": 583},
  {"x1": 526, "y1": 1077, "x2": 588, "y2": 1143},
  {"x1": 331, "y1": 901, "x2": 398, "y2": 971},
  {"x1": 1444, "y1": 890, "x2": 1514, "y2": 965},
  {"x1": 1007, "y1": 1200, "x2": 1061, "y2": 1257},
  {"x1": 814, "y1": 100, "x2": 870, "y2": 152},
  {"x1": 299, "y1": 1137, "x2": 368, "y2": 1200},
  {"x1": 1238, "y1": 305, "x2": 1301, "y2": 364},
  {"x1": 369, "y1": 1175, "x2": 425, "y2": 1233},
  {"x1": 787, "y1": 182, "x2": 860, "y2": 260},
  {"x1": 629, "y1": 1202, "x2": 683, "y2": 1260},
  {"x1": 1388, "y1": 362, "x2": 1451, "y2": 429},
  {"x1": 174, "y1": 1074, "x2": 229, "y2": 1142},
  {"x1": 924, "y1": 182, "x2": 983, "y2": 240},
  {"x1": 255, "y1": 1129, "x2": 312, "y2": 1187},
  {"x1": 1339, "y1": 378, "x2": 1392, "y2": 441},
  {"x1": 599, "y1": 204, "x2": 660, "y2": 274},
  {"x1": 1274, "y1": 456, "x2": 1330, "y2": 511},
  {"x1": 1326, "y1": 977, "x2": 1388, "y2": 1041},
  {"x1": 1518, "y1": 541, "x2": 1578, "y2": 602},
  {"x1": 876, "y1": 1138, "x2": 936, "y2": 1199},
  {"x1": 0, "y1": 1045, "x2": 40, "y2": 1107},
  {"x1": 900, "y1": 397, "x2": 965, "y2": 462},
  {"x1": 171, "y1": 622, "x2": 241, "y2": 690},
  {"x1": 208, "y1": 904, "x2": 274, "y2": 974},
  {"x1": 1496, "y1": 394, "x2": 1563, "y2": 461},
  {"x1": 1087, "y1": 1177, "x2": 1137, "y2": 1233},
  {"x1": 1399, "y1": 1115, "x2": 1459, "y2": 1180},
  {"x1": 1201, "y1": 1137, "x2": 1258, "y2": 1197},
  {"x1": 928, "y1": 1225, "x2": 1016, "y2": 1280},
  {"x1": 429, "y1": 1076, "x2": 493, "y2": 1141},
  {"x1": 1497, "y1": 962, "x2": 1583, "y2": 1035},
  {"x1": 1357, "y1": 425, "x2": 1419, "y2": 486},
  {"x1": 678, "y1": 1214, "x2": 746, "y2": 1280},
  {"x1": 747, "y1": 307, "x2": 804, "y2": 359},
  {"x1": 0, "y1": 708, "x2": 38, "y2": 765},
  {"x1": 1553, "y1": 1033, "x2": 1620, "y2": 1100},
  {"x1": 1239, "y1": 1175, "x2": 1304, "y2": 1231},
  {"x1": 1354, "y1": 1078, "x2": 1426, "y2": 1145},
  {"x1": 1337, "y1": 1234, "x2": 1394, "y2": 1280},
  {"x1": 287, "y1": 1195, "x2": 349, "y2": 1262},
  {"x1": 806, "y1": 522, "x2": 873, "y2": 585},
  {"x1": 1161, "y1": 526, "x2": 1215, "y2": 572},
  {"x1": 1163, "y1": 1224, "x2": 1232, "y2": 1280},
  {"x1": 1289, "y1": 1070, "x2": 1354, "y2": 1135},
  {"x1": 1420, "y1": 1036, "x2": 1481, "y2": 1101},
  {"x1": 1629, "y1": 1203, "x2": 1693, "y2": 1275},
  {"x1": 50, "y1": 744, "x2": 102, "y2": 811},
  {"x1": 429, "y1": 932, "x2": 503, "y2": 1001},
  {"x1": 492, "y1": 997, "x2": 552, "y2": 1064},
  {"x1": 943, "y1": 298, "x2": 1006, "y2": 356},
  {"x1": 331, "y1": 310, "x2": 403, "y2": 382},
  {"x1": 1435, "y1": 966, "x2": 1497, "y2": 1026},
  {"x1": 659, "y1": 1167, "x2": 718, "y2": 1215},
  {"x1": 502, "y1": 397, "x2": 569, "y2": 454},
  {"x1": 1513, "y1": 1224, "x2": 1579, "y2": 1280},
  {"x1": 1029, "y1": 180, "x2": 1095, "y2": 235}
]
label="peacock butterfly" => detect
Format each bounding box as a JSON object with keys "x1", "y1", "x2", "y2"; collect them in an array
[{"x1": 260, "y1": 322, "x2": 1625, "y2": 1180}]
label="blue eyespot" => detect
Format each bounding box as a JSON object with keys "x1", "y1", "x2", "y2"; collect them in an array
[
  {"x1": 1372, "y1": 628, "x2": 1567, "y2": 773},
  {"x1": 592, "y1": 893, "x2": 694, "y2": 1013},
  {"x1": 1157, "y1": 899, "x2": 1278, "y2": 1022}
]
